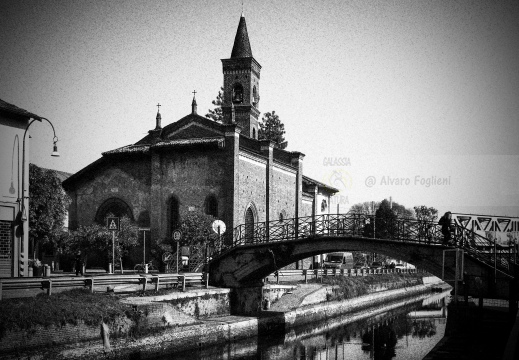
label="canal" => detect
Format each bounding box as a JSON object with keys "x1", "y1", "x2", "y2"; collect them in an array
[{"x1": 166, "y1": 289, "x2": 451, "y2": 359}]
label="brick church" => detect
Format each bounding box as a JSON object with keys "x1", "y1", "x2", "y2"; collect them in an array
[{"x1": 63, "y1": 14, "x2": 337, "y2": 248}]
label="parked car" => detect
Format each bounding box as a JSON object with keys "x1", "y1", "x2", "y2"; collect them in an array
[
  {"x1": 394, "y1": 263, "x2": 405, "y2": 271},
  {"x1": 353, "y1": 262, "x2": 369, "y2": 270},
  {"x1": 323, "y1": 252, "x2": 354, "y2": 269},
  {"x1": 370, "y1": 261, "x2": 384, "y2": 270}
]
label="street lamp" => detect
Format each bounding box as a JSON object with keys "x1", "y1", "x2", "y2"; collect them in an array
[{"x1": 19, "y1": 117, "x2": 59, "y2": 267}]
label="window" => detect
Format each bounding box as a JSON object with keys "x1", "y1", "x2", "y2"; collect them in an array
[
  {"x1": 0, "y1": 220, "x2": 12, "y2": 277},
  {"x1": 252, "y1": 128, "x2": 256, "y2": 139},
  {"x1": 205, "y1": 195, "x2": 218, "y2": 218},
  {"x1": 252, "y1": 85, "x2": 257, "y2": 106},
  {"x1": 232, "y1": 83, "x2": 243, "y2": 103},
  {"x1": 245, "y1": 207, "x2": 255, "y2": 243},
  {"x1": 321, "y1": 199, "x2": 328, "y2": 212}
]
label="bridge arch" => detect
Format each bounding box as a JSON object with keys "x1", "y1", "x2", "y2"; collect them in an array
[{"x1": 208, "y1": 234, "x2": 512, "y2": 302}]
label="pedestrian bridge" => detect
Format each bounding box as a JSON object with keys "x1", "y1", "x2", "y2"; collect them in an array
[{"x1": 208, "y1": 213, "x2": 518, "y2": 302}]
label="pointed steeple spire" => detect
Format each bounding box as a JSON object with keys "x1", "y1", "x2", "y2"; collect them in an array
[
  {"x1": 191, "y1": 90, "x2": 197, "y2": 114},
  {"x1": 231, "y1": 14, "x2": 252, "y2": 58},
  {"x1": 155, "y1": 103, "x2": 162, "y2": 130}
]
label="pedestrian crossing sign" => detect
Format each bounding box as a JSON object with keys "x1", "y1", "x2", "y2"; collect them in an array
[{"x1": 107, "y1": 217, "x2": 120, "y2": 231}]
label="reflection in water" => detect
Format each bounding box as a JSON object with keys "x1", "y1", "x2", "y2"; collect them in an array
[{"x1": 167, "y1": 290, "x2": 449, "y2": 360}]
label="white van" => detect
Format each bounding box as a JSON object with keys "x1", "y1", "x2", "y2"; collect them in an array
[{"x1": 323, "y1": 252, "x2": 354, "y2": 269}]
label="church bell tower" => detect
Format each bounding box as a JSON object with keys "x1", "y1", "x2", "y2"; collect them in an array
[{"x1": 221, "y1": 14, "x2": 261, "y2": 139}]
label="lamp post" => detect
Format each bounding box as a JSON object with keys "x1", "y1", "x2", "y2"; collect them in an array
[{"x1": 19, "y1": 117, "x2": 59, "y2": 274}]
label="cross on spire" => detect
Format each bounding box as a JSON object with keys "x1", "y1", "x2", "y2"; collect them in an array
[
  {"x1": 156, "y1": 103, "x2": 161, "y2": 112},
  {"x1": 192, "y1": 90, "x2": 197, "y2": 98}
]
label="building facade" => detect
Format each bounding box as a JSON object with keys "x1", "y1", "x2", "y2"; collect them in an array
[
  {"x1": 63, "y1": 15, "x2": 337, "y2": 250},
  {"x1": 0, "y1": 99, "x2": 39, "y2": 277}
]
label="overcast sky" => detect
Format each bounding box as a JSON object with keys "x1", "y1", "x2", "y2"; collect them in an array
[{"x1": 2, "y1": 0, "x2": 518, "y2": 217}]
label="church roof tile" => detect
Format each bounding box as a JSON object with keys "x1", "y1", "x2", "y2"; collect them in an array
[
  {"x1": 102, "y1": 144, "x2": 150, "y2": 156},
  {"x1": 0, "y1": 98, "x2": 42, "y2": 119},
  {"x1": 303, "y1": 175, "x2": 339, "y2": 194},
  {"x1": 153, "y1": 137, "x2": 225, "y2": 149}
]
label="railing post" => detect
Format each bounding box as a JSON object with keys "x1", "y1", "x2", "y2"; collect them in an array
[
  {"x1": 276, "y1": 271, "x2": 279, "y2": 284},
  {"x1": 181, "y1": 275, "x2": 186, "y2": 292},
  {"x1": 494, "y1": 239, "x2": 497, "y2": 283},
  {"x1": 304, "y1": 269, "x2": 308, "y2": 284},
  {"x1": 142, "y1": 277, "x2": 147, "y2": 292},
  {"x1": 204, "y1": 272, "x2": 209, "y2": 289},
  {"x1": 42, "y1": 279, "x2": 52, "y2": 296},
  {"x1": 155, "y1": 276, "x2": 160, "y2": 292}
]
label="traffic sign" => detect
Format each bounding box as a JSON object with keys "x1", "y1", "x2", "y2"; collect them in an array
[
  {"x1": 212, "y1": 220, "x2": 226, "y2": 235},
  {"x1": 162, "y1": 252, "x2": 173, "y2": 263},
  {"x1": 172, "y1": 230, "x2": 182, "y2": 242},
  {"x1": 107, "y1": 217, "x2": 120, "y2": 231}
]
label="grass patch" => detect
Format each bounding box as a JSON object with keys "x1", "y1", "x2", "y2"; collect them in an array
[
  {"x1": 321, "y1": 273, "x2": 424, "y2": 301},
  {"x1": 0, "y1": 288, "x2": 134, "y2": 339}
]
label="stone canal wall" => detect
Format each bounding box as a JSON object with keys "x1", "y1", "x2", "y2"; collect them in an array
[
  {"x1": 0, "y1": 288, "x2": 231, "y2": 354},
  {"x1": 0, "y1": 277, "x2": 446, "y2": 359}
]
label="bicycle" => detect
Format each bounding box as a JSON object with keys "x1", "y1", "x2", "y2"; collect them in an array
[{"x1": 134, "y1": 260, "x2": 156, "y2": 273}]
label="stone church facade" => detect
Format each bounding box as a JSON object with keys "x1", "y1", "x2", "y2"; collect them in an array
[{"x1": 62, "y1": 15, "x2": 337, "y2": 247}]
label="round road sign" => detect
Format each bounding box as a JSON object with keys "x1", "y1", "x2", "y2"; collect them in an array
[
  {"x1": 172, "y1": 230, "x2": 182, "y2": 242},
  {"x1": 212, "y1": 220, "x2": 226, "y2": 235}
]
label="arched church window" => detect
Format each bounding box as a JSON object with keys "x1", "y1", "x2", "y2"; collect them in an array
[
  {"x1": 232, "y1": 83, "x2": 243, "y2": 103},
  {"x1": 205, "y1": 195, "x2": 218, "y2": 218},
  {"x1": 252, "y1": 85, "x2": 257, "y2": 106},
  {"x1": 245, "y1": 207, "x2": 255, "y2": 243},
  {"x1": 169, "y1": 196, "x2": 180, "y2": 236},
  {"x1": 95, "y1": 197, "x2": 133, "y2": 224},
  {"x1": 252, "y1": 128, "x2": 256, "y2": 139}
]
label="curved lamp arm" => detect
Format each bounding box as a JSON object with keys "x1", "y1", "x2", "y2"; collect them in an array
[{"x1": 20, "y1": 117, "x2": 60, "y2": 219}]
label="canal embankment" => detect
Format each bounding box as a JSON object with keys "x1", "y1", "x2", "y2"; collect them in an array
[{"x1": 0, "y1": 274, "x2": 448, "y2": 359}]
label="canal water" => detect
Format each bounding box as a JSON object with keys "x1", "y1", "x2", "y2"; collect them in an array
[{"x1": 167, "y1": 289, "x2": 451, "y2": 360}]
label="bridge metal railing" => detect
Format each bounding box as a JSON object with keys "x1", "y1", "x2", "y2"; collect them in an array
[
  {"x1": 211, "y1": 213, "x2": 517, "y2": 278},
  {"x1": 266, "y1": 267, "x2": 420, "y2": 284}
]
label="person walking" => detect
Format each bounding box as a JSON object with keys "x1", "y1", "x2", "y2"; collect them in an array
[
  {"x1": 75, "y1": 251, "x2": 83, "y2": 276},
  {"x1": 438, "y1": 212, "x2": 453, "y2": 245}
]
